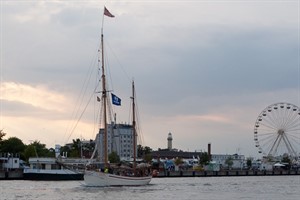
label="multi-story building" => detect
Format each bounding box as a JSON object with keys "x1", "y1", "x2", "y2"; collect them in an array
[{"x1": 96, "y1": 123, "x2": 135, "y2": 162}]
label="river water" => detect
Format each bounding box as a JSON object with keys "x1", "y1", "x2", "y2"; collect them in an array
[{"x1": 0, "y1": 176, "x2": 299, "y2": 200}]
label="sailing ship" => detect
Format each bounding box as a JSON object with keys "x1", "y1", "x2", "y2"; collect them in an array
[{"x1": 83, "y1": 7, "x2": 152, "y2": 187}]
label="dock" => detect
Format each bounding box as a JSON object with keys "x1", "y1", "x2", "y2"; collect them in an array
[
  {"x1": 154, "y1": 169, "x2": 300, "y2": 177},
  {"x1": 0, "y1": 169, "x2": 23, "y2": 180}
]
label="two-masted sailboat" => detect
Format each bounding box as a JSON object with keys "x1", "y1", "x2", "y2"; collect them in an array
[{"x1": 83, "y1": 7, "x2": 152, "y2": 187}]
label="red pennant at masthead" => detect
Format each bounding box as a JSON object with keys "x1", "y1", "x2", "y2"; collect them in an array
[{"x1": 104, "y1": 7, "x2": 115, "y2": 18}]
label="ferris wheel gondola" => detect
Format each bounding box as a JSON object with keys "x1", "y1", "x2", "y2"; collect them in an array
[{"x1": 254, "y1": 102, "x2": 300, "y2": 159}]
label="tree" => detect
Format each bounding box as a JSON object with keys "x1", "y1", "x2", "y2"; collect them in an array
[
  {"x1": 0, "y1": 129, "x2": 6, "y2": 141},
  {"x1": 69, "y1": 138, "x2": 81, "y2": 157},
  {"x1": 246, "y1": 158, "x2": 252, "y2": 169},
  {"x1": 144, "y1": 153, "x2": 152, "y2": 163},
  {"x1": 0, "y1": 136, "x2": 25, "y2": 155},
  {"x1": 24, "y1": 140, "x2": 54, "y2": 161},
  {"x1": 81, "y1": 140, "x2": 95, "y2": 158},
  {"x1": 137, "y1": 144, "x2": 152, "y2": 158},
  {"x1": 137, "y1": 145, "x2": 152, "y2": 161},
  {"x1": 281, "y1": 156, "x2": 291, "y2": 164},
  {"x1": 24, "y1": 145, "x2": 37, "y2": 161},
  {"x1": 199, "y1": 152, "x2": 210, "y2": 166},
  {"x1": 0, "y1": 129, "x2": 6, "y2": 151},
  {"x1": 174, "y1": 157, "x2": 183, "y2": 166},
  {"x1": 60, "y1": 145, "x2": 71, "y2": 157},
  {"x1": 108, "y1": 151, "x2": 120, "y2": 163}
]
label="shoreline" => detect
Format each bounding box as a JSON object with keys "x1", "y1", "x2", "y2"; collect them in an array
[
  {"x1": 153, "y1": 169, "x2": 300, "y2": 178},
  {"x1": 1, "y1": 169, "x2": 300, "y2": 180}
]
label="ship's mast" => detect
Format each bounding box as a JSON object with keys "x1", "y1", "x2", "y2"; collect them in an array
[
  {"x1": 132, "y1": 81, "x2": 137, "y2": 174},
  {"x1": 101, "y1": 30, "x2": 108, "y2": 165},
  {"x1": 100, "y1": 6, "x2": 114, "y2": 166}
]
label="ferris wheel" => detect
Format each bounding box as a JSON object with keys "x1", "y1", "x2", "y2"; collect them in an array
[{"x1": 254, "y1": 102, "x2": 300, "y2": 159}]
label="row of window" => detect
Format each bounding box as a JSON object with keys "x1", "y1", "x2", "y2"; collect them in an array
[
  {"x1": 107, "y1": 135, "x2": 133, "y2": 139},
  {"x1": 120, "y1": 154, "x2": 131, "y2": 157},
  {"x1": 107, "y1": 140, "x2": 133, "y2": 143}
]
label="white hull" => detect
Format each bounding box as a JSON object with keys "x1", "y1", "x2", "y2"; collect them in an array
[{"x1": 84, "y1": 170, "x2": 152, "y2": 187}]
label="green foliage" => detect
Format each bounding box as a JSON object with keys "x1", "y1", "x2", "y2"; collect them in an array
[
  {"x1": 32, "y1": 141, "x2": 53, "y2": 157},
  {"x1": 65, "y1": 138, "x2": 95, "y2": 158},
  {"x1": 174, "y1": 157, "x2": 183, "y2": 165},
  {"x1": 69, "y1": 138, "x2": 81, "y2": 157},
  {"x1": 108, "y1": 151, "x2": 120, "y2": 163},
  {"x1": 137, "y1": 145, "x2": 153, "y2": 162},
  {"x1": 199, "y1": 152, "x2": 210, "y2": 166},
  {"x1": 0, "y1": 134, "x2": 95, "y2": 162},
  {"x1": 137, "y1": 145, "x2": 152, "y2": 158},
  {"x1": 143, "y1": 153, "x2": 152, "y2": 163},
  {"x1": 0, "y1": 129, "x2": 6, "y2": 141},
  {"x1": 246, "y1": 158, "x2": 252, "y2": 168},
  {"x1": 0, "y1": 137, "x2": 25, "y2": 155},
  {"x1": 24, "y1": 145, "x2": 37, "y2": 160},
  {"x1": 81, "y1": 140, "x2": 94, "y2": 158},
  {"x1": 265, "y1": 155, "x2": 274, "y2": 162},
  {"x1": 23, "y1": 141, "x2": 54, "y2": 161},
  {"x1": 281, "y1": 156, "x2": 291, "y2": 164},
  {"x1": 60, "y1": 145, "x2": 71, "y2": 156}
]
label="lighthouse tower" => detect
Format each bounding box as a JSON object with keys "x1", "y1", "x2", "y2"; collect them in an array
[{"x1": 167, "y1": 132, "x2": 173, "y2": 151}]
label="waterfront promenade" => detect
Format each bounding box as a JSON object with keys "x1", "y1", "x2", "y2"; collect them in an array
[
  {"x1": 1, "y1": 169, "x2": 299, "y2": 180},
  {"x1": 154, "y1": 169, "x2": 300, "y2": 177}
]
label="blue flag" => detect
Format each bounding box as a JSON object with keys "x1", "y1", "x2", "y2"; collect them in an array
[{"x1": 111, "y1": 93, "x2": 121, "y2": 106}]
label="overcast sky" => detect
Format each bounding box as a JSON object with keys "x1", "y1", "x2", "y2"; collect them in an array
[{"x1": 1, "y1": 0, "x2": 299, "y2": 158}]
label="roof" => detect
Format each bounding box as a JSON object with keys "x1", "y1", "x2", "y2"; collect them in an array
[{"x1": 151, "y1": 150, "x2": 203, "y2": 159}]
